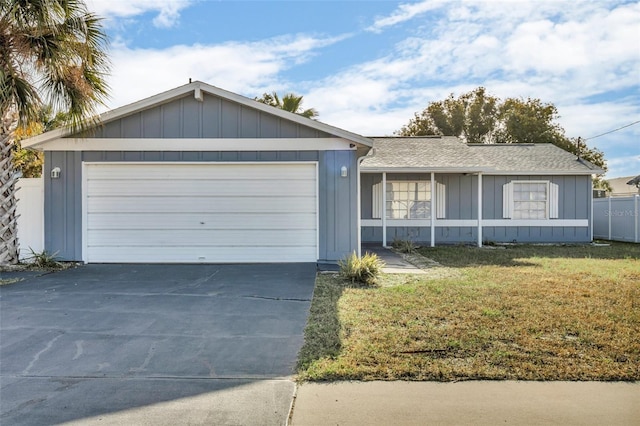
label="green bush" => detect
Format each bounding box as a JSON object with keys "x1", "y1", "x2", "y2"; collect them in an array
[
  {"x1": 392, "y1": 238, "x2": 419, "y2": 254},
  {"x1": 338, "y1": 251, "x2": 384, "y2": 286}
]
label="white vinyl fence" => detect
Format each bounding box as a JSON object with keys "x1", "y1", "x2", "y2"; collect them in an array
[
  {"x1": 593, "y1": 195, "x2": 639, "y2": 243},
  {"x1": 16, "y1": 178, "x2": 44, "y2": 260}
]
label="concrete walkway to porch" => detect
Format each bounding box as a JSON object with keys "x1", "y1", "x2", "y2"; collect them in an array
[{"x1": 361, "y1": 244, "x2": 431, "y2": 274}]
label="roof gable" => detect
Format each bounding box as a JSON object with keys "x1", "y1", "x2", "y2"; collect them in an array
[{"x1": 23, "y1": 81, "x2": 373, "y2": 149}]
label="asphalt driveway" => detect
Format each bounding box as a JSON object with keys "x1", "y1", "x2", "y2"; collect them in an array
[{"x1": 0, "y1": 263, "x2": 316, "y2": 425}]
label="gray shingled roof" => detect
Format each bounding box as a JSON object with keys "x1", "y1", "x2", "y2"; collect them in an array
[
  {"x1": 362, "y1": 136, "x2": 487, "y2": 170},
  {"x1": 361, "y1": 136, "x2": 603, "y2": 174},
  {"x1": 468, "y1": 143, "x2": 602, "y2": 173}
]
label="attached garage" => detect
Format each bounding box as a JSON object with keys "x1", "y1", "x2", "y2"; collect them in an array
[
  {"x1": 24, "y1": 81, "x2": 373, "y2": 264},
  {"x1": 84, "y1": 162, "x2": 318, "y2": 263}
]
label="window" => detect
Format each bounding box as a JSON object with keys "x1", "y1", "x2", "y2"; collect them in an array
[
  {"x1": 372, "y1": 180, "x2": 446, "y2": 219},
  {"x1": 503, "y1": 181, "x2": 559, "y2": 219},
  {"x1": 513, "y1": 182, "x2": 547, "y2": 219},
  {"x1": 386, "y1": 181, "x2": 431, "y2": 219}
]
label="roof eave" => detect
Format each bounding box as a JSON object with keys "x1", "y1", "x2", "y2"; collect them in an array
[
  {"x1": 360, "y1": 167, "x2": 604, "y2": 175},
  {"x1": 486, "y1": 169, "x2": 605, "y2": 176},
  {"x1": 360, "y1": 167, "x2": 492, "y2": 173}
]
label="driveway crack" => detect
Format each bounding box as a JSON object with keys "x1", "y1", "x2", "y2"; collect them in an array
[{"x1": 23, "y1": 333, "x2": 63, "y2": 375}]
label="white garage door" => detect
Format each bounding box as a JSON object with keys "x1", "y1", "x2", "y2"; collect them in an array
[{"x1": 84, "y1": 163, "x2": 318, "y2": 263}]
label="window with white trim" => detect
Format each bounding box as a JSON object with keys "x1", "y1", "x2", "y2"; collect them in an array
[
  {"x1": 503, "y1": 181, "x2": 559, "y2": 219},
  {"x1": 372, "y1": 180, "x2": 446, "y2": 219},
  {"x1": 387, "y1": 181, "x2": 431, "y2": 219}
]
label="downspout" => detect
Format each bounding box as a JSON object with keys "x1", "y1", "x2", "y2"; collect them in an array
[{"x1": 356, "y1": 154, "x2": 367, "y2": 257}]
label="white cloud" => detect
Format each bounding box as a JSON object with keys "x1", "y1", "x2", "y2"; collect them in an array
[
  {"x1": 86, "y1": 0, "x2": 192, "y2": 28},
  {"x1": 605, "y1": 155, "x2": 640, "y2": 178},
  {"x1": 103, "y1": 34, "x2": 348, "y2": 110},
  {"x1": 367, "y1": 0, "x2": 445, "y2": 33},
  {"x1": 95, "y1": 0, "x2": 639, "y2": 177}
]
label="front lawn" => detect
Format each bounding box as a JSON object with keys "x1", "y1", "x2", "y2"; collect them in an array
[{"x1": 297, "y1": 242, "x2": 640, "y2": 381}]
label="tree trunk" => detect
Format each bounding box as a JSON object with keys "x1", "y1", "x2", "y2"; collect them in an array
[{"x1": 0, "y1": 113, "x2": 19, "y2": 265}]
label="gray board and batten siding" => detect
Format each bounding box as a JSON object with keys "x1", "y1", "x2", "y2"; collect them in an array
[
  {"x1": 361, "y1": 173, "x2": 592, "y2": 244},
  {"x1": 44, "y1": 91, "x2": 361, "y2": 263},
  {"x1": 83, "y1": 93, "x2": 334, "y2": 139}
]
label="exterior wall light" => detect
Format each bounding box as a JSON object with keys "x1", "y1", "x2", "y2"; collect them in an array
[
  {"x1": 51, "y1": 167, "x2": 61, "y2": 179},
  {"x1": 341, "y1": 166, "x2": 348, "y2": 178}
]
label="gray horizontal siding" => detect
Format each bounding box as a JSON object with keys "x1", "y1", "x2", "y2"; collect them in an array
[
  {"x1": 77, "y1": 94, "x2": 332, "y2": 139},
  {"x1": 45, "y1": 150, "x2": 357, "y2": 262}
]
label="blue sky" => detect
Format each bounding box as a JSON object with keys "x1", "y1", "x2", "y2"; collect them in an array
[{"x1": 86, "y1": 0, "x2": 640, "y2": 178}]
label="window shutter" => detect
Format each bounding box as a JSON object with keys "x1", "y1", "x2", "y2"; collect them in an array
[
  {"x1": 436, "y1": 182, "x2": 446, "y2": 219},
  {"x1": 549, "y1": 182, "x2": 559, "y2": 219},
  {"x1": 372, "y1": 181, "x2": 382, "y2": 219},
  {"x1": 503, "y1": 182, "x2": 513, "y2": 218}
]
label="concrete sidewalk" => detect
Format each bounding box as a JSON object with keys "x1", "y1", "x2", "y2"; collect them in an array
[{"x1": 290, "y1": 381, "x2": 640, "y2": 425}]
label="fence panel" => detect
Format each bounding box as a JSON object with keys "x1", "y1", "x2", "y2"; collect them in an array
[
  {"x1": 16, "y1": 178, "x2": 44, "y2": 259},
  {"x1": 593, "y1": 196, "x2": 639, "y2": 243}
]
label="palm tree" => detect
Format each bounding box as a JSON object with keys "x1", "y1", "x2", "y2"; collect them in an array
[
  {"x1": 255, "y1": 92, "x2": 318, "y2": 119},
  {"x1": 0, "y1": 0, "x2": 110, "y2": 264}
]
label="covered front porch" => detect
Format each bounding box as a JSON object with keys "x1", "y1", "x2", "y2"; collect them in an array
[{"x1": 359, "y1": 170, "x2": 486, "y2": 248}]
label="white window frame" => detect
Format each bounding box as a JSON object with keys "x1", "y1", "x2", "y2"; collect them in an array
[
  {"x1": 386, "y1": 180, "x2": 431, "y2": 219},
  {"x1": 503, "y1": 180, "x2": 559, "y2": 220},
  {"x1": 373, "y1": 180, "x2": 446, "y2": 219}
]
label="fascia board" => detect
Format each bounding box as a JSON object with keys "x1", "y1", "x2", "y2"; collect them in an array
[
  {"x1": 360, "y1": 167, "x2": 493, "y2": 173},
  {"x1": 360, "y1": 167, "x2": 603, "y2": 175},
  {"x1": 26, "y1": 137, "x2": 356, "y2": 152},
  {"x1": 486, "y1": 170, "x2": 605, "y2": 176}
]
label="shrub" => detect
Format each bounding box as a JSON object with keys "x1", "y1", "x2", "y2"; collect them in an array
[
  {"x1": 27, "y1": 248, "x2": 62, "y2": 269},
  {"x1": 392, "y1": 238, "x2": 419, "y2": 254},
  {"x1": 338, "y1": 251, "x2": 384, "y2": 286}
]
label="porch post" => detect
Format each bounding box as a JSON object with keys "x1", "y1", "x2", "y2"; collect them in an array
[
  {"x1": 382, "y1": 172, "x2": 387, "y2": 247},
  {"x1": 430, "y1": 172, "x2": 435, "y2": 247},
  {"x1": 477, "y1": 172, "x2": 483, "y2": 247}
]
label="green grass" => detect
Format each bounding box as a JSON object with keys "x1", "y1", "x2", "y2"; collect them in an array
[{"x1": 297, "y1": 242, "x2": 640, "y2": 381}]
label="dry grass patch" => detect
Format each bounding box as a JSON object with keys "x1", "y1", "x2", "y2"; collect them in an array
[
  {"x1": 0, "y1": 278, "x2": 21, "y2": 286},
  {"x1": 297, "y1": 242, "x2": 640, "y2": 381}
]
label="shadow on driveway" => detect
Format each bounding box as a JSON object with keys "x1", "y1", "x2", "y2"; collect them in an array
[{"x1": 0, "y1": 263, "x2": 316, "y2": 425}]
